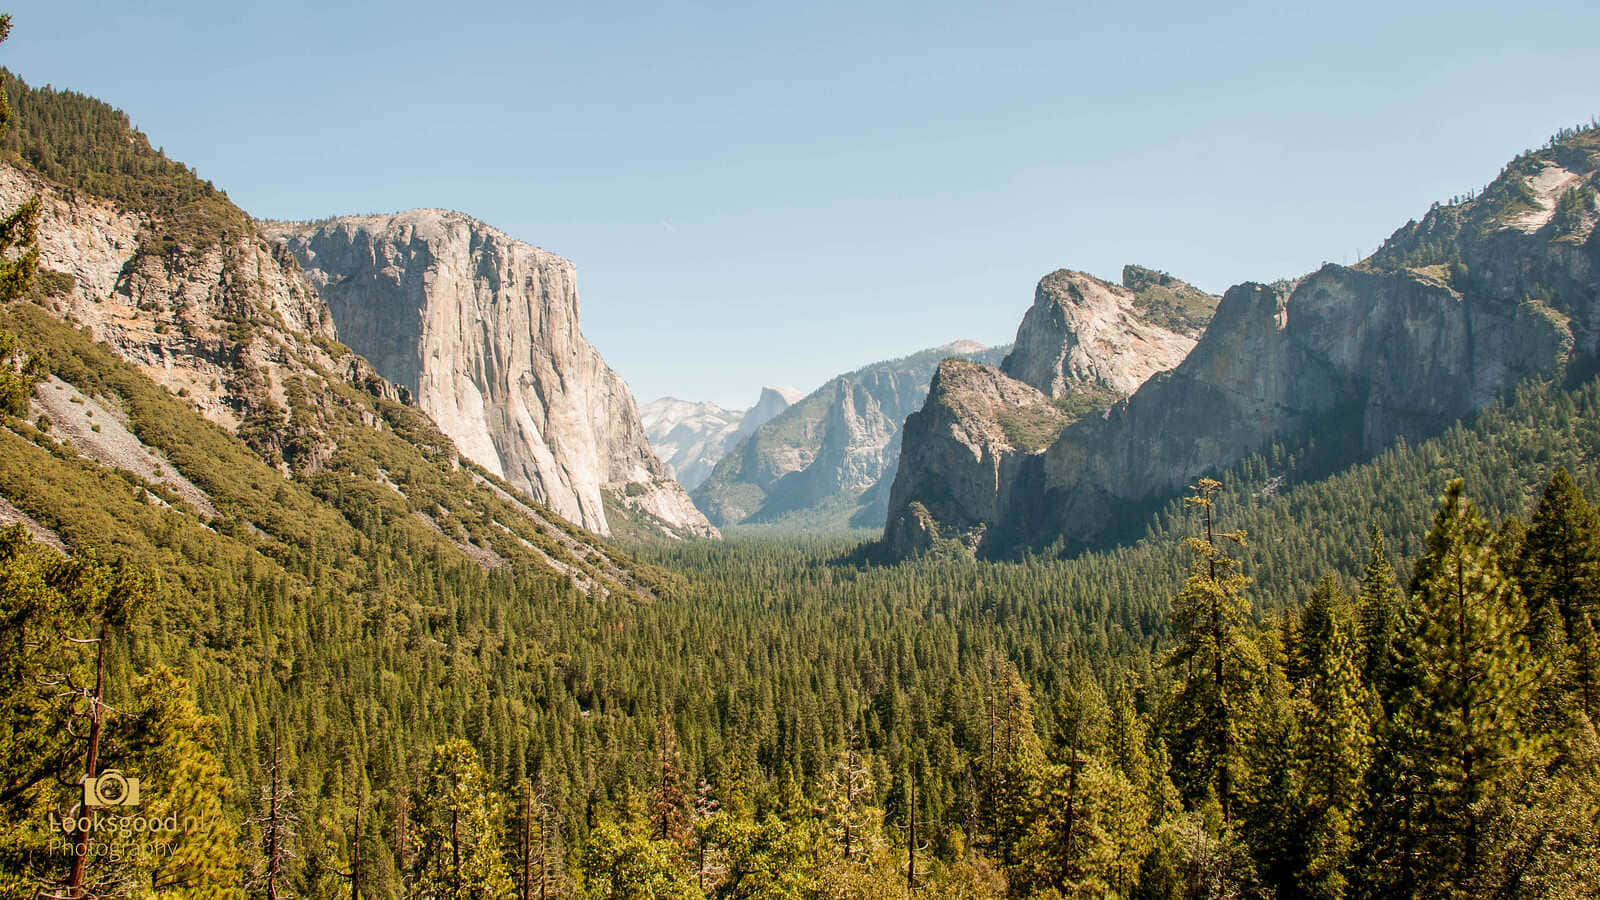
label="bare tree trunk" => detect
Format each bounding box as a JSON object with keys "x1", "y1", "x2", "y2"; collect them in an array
[{"x1": 67, "y1": 623, "x2": 107, "y2": 896}]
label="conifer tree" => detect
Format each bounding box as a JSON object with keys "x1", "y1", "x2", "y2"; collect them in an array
[
  {"x1": 1354, "y1": 526, "x2": 1410, "y2": 717},
  {"x1": 1363, "y1": 481, "x2": 1542, "y2": 893},
  {"x1": 411, "y1": 739, "x2": 514, "y2": 899},
  {"x1": 0, "y1": 13, "x2": 38, "y2": 308},
  {"x1": 975, "y1": 660, "x2": 1043, "y2": 867},
  {"x1": 819, "y1": 728, "x2": 879, "y2": 864},
  {"x1": 652, "y1": 712, "x2": 691, "y2": 847},
  {"x1": 1520, "y1": 468, "x2": 1600, "y2": 723},
  {"x1": 1295, "y1": 576, "x2": 1373, "y2": 898},
  {"x1": 1164, "y1": 479, "x2": 1257, "y2": 822}
]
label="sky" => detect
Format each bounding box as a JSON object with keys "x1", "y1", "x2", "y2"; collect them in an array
[{"x1": 4, "y1": 2, "x2": 1597, "y2": 409}]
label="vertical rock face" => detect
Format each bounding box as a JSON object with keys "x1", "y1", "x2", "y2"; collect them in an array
[
  {"x1": 1002, "y1": 267, "x2": 1214, "y2": 398},
  {"x1": 734, "y1": 386, "x2": 806, "y2": 443},
  {"x1": 265, "y1": 211, "x2": 718, "y2": 539},
  {"x1": 883, "y1": 267, "x2": 1215, "y2": 554},
  {"x1": 883, "y1": 359, "x2": 1059, "y2": 557},
  {"x1": 886, "y1": 127, "x2": 1600, "y2": 557},
  {"x1": 693, "y1": 341, "x2": 1005, "y2": 531},
  {"x1": 642, "y1": 386, "x2": 801, "y2": 491}
]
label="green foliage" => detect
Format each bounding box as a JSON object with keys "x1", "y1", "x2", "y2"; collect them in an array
[
  {"x1": 1122, "y1": 265, "x2": 1220, "y2": 336},
  {"x1": 0, "y1": 68, "x2": 249, "y2": 252},
  {"x1": 1162, "y1": 479, "x2": 1259, "y2": 820},
  {"x1": 0, "y1": 528, "x2": 242, "y2": 899},
  {"x1": 410, "y1": 739, "x2": 514, "y2": 898},
  {"x1": 0, "y1": 326, "x2": 41, "y2": 416},
  {"x1": 577, "y1": 812, "x2": 702, "y2": 900},
  {"x1": 995, "y1": 402, "x2": 1069, "y2": 453}
]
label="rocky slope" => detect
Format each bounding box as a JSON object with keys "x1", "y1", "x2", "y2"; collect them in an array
[
  {"x1": 884, "y1": 266, "x2": 1217, "y2": 555},
  {"x1": 265, "y1": 212, "x2": 718, "y2": 540},
  {"x1": 0, "y1": 161, "x2": 346, "y2": 463},
  {"x1": 886, "y1": 125, "x2": 1600, "y2": 557},
  {"x1": 0, "y1": 72, "x2": 680, "y2": 591},
  {"x1": 642, "y1": 385, "x2": 802, "y2": 491},
  {"x1": 693, "y1": 341, "x2": 1005, "y2": 531},
  {"x1": 1003, "y1": 266, "x2": 1214, "y2": 397}
]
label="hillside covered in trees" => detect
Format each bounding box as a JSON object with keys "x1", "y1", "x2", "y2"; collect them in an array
[{"x1": 0, "y1": 13, "x2": 1598, "y2": 899}]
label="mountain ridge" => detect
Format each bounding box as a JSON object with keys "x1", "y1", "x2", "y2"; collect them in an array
[
  {"x1": 885, "y1": 124, "x2": 1600, "y2": 558},
  {"x1": 263, "y1": 211, "x2": 718, "y2": 540},
  {"x1": 692, "y1": 341, "x2": 1009, "y2": 532}
]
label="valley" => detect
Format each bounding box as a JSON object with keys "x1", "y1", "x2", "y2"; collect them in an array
[{"x1": 0, "y1": 17, "x2": 1598, "y2": 900}]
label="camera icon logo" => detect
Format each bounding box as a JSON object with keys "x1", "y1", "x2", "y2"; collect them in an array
[{"x1": 81, "y1": 770, "x2": 141, "y2": 807}]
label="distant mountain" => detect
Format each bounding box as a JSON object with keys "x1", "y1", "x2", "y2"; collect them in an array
[
  {"x1": 885, "y1": 125, "x2": 1600, "y2": 558},
  {"x1": 264, "y1": 212, "x2": 718, "y2": 540},
  {"x1": 642, "y1": 386, "x2": 802, "y2": 491},
  {"x1": 692, "y1": 341, "x2": 1006, "y2": 532}
]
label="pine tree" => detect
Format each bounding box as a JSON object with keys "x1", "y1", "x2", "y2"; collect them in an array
[
  {"x1": 0, "y1": 14, "x2": 39, "y2": 308},
  {"x1": 411, "y1": 739, "x2": 514, "y2": 899},
  {"x1": 1295, "y1": 576, "x2": 1373, "y2": 898},
  {"x1": 1362, "y1": 481, "x2": 1542, "y2": 893},
  {"x1": 1354, "y1": 526, "x2": 1410, "y2": 718},
  {"x1": 819, "y1": 728, "x2": 879, "y2": 864},
  {"x1": 1520, "y1": 468, "x2": 1600, "y2": 723},
  {"x1": 1164, "y1": 478, "x2": 1258, "y2": 822},
  {"x1": 975, "y1": 660, "x2": 1043, "y2": 867},
  {"x1": 123, "y1": 668, "x2": 247, "y2": 898},
  {"x1": 651, "y1": 712, "x2": 691, "y2": 847}
]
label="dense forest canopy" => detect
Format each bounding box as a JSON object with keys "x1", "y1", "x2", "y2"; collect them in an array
[{"x1": 0, "y1": 16, "x2": 1598, "y2": 898}]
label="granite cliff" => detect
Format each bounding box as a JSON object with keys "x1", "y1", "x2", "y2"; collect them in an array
[
  {"x1": 0, "y1": 70, "x2": 665, "y2": 589},
  {"x1": 265, "y1": 212, "x2": 718, "y2": 540},
  {"x1": 884, "y1": 266, "x2": 1217, "y2": 555},
  {"x1": 886, "y1": 127, "x2": 1600, "y2": 557}
]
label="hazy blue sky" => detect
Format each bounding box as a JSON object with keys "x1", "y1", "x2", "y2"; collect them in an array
[{"x1": 5, "y1": 2, "x2": 1597, "y2": 408}]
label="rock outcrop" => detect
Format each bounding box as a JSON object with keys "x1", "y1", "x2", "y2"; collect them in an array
[
  {"x1": 0, "y1": 162, "x2": 350, "y2": 468},
  {"x1": 694, "y1": 342, "x2": 1004, "y2": 531},
  {"x1": 265, "y1": 211, "x2": 718, "y2": 539},
  {"x1": 886, "y1": 126, "x2": 1600, "y2": 557},
  {"x1": 883, "y1": 359, "x2": 1060, "y2": 556},
  {"x1": 1002, "y1": 267, "x2": 1213, "y2": 398},
  {"x1": 883, "y1": 266, "x2": 1218, "y2": 553},
  {"x1": 642, "y1": 386, "x2": 801, "y2": 491}
]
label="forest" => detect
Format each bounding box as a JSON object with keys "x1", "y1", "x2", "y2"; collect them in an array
[
  {"x1": 5, "y1": 304, "x2": 1600, "y2": 896},
  {"x1": 1, "y1": 12, "x2": 1599, "y2": 898}
]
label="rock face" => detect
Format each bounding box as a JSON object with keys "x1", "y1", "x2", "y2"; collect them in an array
[
  {"x1": 642, "y1": 386, "x2": 801, "y2": 491},
  {"x1": 693, "y1": 342, "x2": 1004, "y2": 531},
  {"x1": 1003, "y1": 267, "x2": 1214, "y2": 398},
  {"x1": 884, "y1": 267, "x2": 1217, "y2": 554},
  {"x1": 887, "y1": 127, "x2": 1600, "y2": 557},
  {"x1": 884, "y1": 359, "x2": 1061, "y2": 556},
  {"x1": 736, "y1": 386, "x2": 806, "y2": 441},
  {"x1": 0, "y1": 162, "x2": 349, "y2": 467},
  {"x1": 265, "y1": 211, "x2": 717, "y2": 539}
]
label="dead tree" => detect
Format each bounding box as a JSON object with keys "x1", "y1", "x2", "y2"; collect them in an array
[{"x1": 248, "y1": 733, "x2": 298, "y2": 899}]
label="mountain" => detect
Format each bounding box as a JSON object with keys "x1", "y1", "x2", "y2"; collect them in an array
[
  {"x1": 692, "y1": 341, "x2": 1006, "y2": 532},
  {"x1": 641, "y1": 385, "x2": 802, "y2": 491},
  {"x1": 886, "y1": 125, "x2": 1600, "y2": 558},
  {"x1": 884, "y1": 265, "x2": 1218, "y2": 556},
  {"x1": 1003, "y1": 265, "x2": 1216, "y2": 398},
  {"x1": 0, "y1": 73, "x2": 664, "y2": 594},
  {"x1": 263, "y1": 212, "x2": 718, "y2": 540}
]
